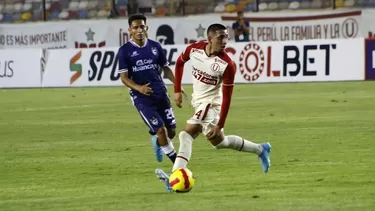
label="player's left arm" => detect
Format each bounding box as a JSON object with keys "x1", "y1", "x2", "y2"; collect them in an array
[
  {"x1": 161, "y1": 62, "x2": 188, "y2": 98},
  {"x1": 217, "y1": 61, "x2": 236, "y2": 129},
  {"x1": 161, "y1": 66, "x2": 175, "y2": 84}
]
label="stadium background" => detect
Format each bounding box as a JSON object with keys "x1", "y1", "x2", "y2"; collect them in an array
[{"x1": 0, "y1": 0, "x2": 373, "y2": 22}]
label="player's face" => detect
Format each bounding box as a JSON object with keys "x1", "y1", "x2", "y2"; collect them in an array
[
  {"x1": 129, "y1": 20, "x2": 148, "y2": 41},
  {"x1": 237, "y1": 12, "x2": 244, "y2": 20},
  {"x1": 210, "y1": 29, "x2": 229, "y2": 52}
]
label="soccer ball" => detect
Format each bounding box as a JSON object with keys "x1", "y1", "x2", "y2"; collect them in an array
[{"x1": 169, "y1": 168, "x2": 195, "y2": 193}]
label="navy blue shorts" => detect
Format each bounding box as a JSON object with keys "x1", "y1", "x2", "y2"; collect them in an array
[{"x1": 132, "y1": 95, "x2": 176, "y2": 135}]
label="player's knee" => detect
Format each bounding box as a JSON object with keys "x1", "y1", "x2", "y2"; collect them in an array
[
  {"x1": 212, "y1": 137, "x2": 229, "y2": 149},
  {"x1": 183, "y1": 124, "x2": 202, "y2": 139},
  {"x1": 167, "y1": 128, "x2": 176, "y2": 140},
  {"x1": 156, "y1": 127, "x2": 167, "y2": 137},
  {"x1": 156, "y1": 127, "x2": 169, "y2": 145},
  {"x1": 179, "y1": 131, "x2": 193, "y2": 143}
]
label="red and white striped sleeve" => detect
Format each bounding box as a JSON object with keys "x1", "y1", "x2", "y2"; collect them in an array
[
  {"x1": 217, "y1": 59, "x2": 236, "y2": 128},
  {"x1": 174, "y1": 42, "x2": 206, "y2": 93}
]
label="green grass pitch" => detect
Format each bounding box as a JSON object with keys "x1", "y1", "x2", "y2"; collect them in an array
[{"x1": 1, "y1": 82, "x2": 375, "y2": 211}]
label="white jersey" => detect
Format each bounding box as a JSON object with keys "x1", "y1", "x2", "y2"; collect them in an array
[{"x1": 179, "y1": 41, "x2": 236, "y2": 107}]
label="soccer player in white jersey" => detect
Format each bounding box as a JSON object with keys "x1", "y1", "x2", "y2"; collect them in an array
[{"x1": 155, "y1": 23, "x2": 272, "y2": 192}]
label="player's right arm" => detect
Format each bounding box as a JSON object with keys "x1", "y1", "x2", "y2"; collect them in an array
[
  {"x1": 174, "y1": 44, "x2": 194, "y2": 107},
  {"x1": 118, "y1": 47, "x2": 153, "y2": 96}
]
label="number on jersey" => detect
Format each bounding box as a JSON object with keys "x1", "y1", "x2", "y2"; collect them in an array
[
  {"x1": 165, "y1": 108, "x2": 175, "y2": 119},
  {"x1": 194, "y1": 104, "x2": 211, "y2": 121},
  {"x1": 195, "y1": 110, "x2": 203, "y2": 119}
]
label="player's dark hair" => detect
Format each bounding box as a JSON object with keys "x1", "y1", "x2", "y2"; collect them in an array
[
  {"x1": 237, "y1": 11, "x2": 244, "y2": 15},
  {"x1": 207, "y1": 23, "x2": 227, "y2": 36},
  {"x1": 128, "y1": 14, "x2": 147, "y2": 26}
]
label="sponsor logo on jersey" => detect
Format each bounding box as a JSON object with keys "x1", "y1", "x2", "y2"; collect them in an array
[
  {"x1": 133, "y1": 58, "x2": 158, "y2": 72},
  {"x1": 192, "y1": 67, "x2": 218, "y2": 85}
]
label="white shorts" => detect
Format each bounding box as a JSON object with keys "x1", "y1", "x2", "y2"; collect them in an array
[{"x1": 187, "y1": 103, "x2": 223, "y2": 136}]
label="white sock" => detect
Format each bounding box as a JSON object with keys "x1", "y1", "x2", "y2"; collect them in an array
[
  {"x1": 172, "y1": 131, "x2": 193, "y2": 172},
  {"x1": 160, "y1": 140, "x2": 175, "y2": 155},
  {"x1": 214, "y1": 135, "x2": 263, "y2": 155}
]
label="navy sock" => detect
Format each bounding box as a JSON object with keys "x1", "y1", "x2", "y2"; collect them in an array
[{"x1": 167, "y1": 152, "x2": 176, "y2": 163}]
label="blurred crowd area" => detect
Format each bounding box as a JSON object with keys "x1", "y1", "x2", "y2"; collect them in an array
[{"x1": 0, "y1": 0, "x2": 374, "y2": 23}]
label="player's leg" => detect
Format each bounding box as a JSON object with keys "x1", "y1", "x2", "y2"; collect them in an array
[
  {"x1": 131, "y1": 96, "x2": 164, "y2": 162},
  {"x1": 147, "y1": 130, "x2": 163, "y2": 162},
  {"x1": 154, "y1": 103, "x2": 202, "y2": 192},
  {"x1": 166, "y1": 127, "x2": 176, "y2": 139},
  {"x1": 208, "y1": 131, "x2": 263, "y2": 154},
  {"x1": 156, "y1": 99, "x2": 178, "y2": 163},
  {"x1": 154, "y1": 127, "x2": 176, "y2": 163},
  {"x1": 171, "y1": 102, "x2": 216, "y2": 173},
  {"x1": 135, "y1": 103, "x2": 170, "y2": 163},
  {"x1": 155, "y1": 123, "x2": 200, "y2": 192},
  {"x1": 208, "y1": 132, "x2": 271, "y2": 173},
  {"x1": 172, "y1": 123, "x2": 201, "y2": 172},
  {"x1": 164, "y1": 127, "x2": 177, "y2": 161},
  {"x1": 204, "y1": 106, "x2": 271, "y2": 173}
]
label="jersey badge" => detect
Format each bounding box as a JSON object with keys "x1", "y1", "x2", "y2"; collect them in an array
[
  {"x1": 151, "y1": 117, "x2": 159, "y2": 125},
  {"x1": 151, "y1": 47, "x2": 158, "y2": 56},
  {"x1": 211, "y1": 63, "x2": 220, "y2": 72}
]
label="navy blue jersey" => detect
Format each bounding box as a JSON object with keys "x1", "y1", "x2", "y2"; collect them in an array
[{"x1": 117, "y1": 39, "x2": 168, "y2": 98}]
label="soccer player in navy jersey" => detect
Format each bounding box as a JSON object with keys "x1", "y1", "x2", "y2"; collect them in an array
[{"x1": 117, "y1": 14, "x2": 181, "y2": 164}]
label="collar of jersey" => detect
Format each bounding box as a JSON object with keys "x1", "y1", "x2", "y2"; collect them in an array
[{"x1": 129, "y1": 39, "x2": 148, "y2": 48}]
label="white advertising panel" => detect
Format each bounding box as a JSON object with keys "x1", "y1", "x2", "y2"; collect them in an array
[
  {"x1": 0, "y1": 24, "x2": 68, "y2": 49},
  {"x1": 226, "y1": 38, "x2": 364, "y2": 83},
  {"x1": 41, "y1": 38, "x2": 364, "y2": 87},
  {"x1": 221, "y1": 10, "x2": 362, "y2": 42},
  {"x1": 41, "y1": 45, "x2": 193, "y2": 87},
  {"x1": 0, "y1": 49, "x2": 42, "y2": 88},
  {"x1": 1, "y1": 10, "x2": 370, "y2": 50}
]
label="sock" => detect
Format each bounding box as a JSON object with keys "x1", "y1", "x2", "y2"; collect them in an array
[
  {"x1": 172, "y1": 131, "x2": 193, "y2": 172},
  {"x1": 214, "y1": 135, "x2": 263, "y2": 155},
  {"x1": 160, "y1": 140, "x2": 176, "y2": 163}
]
